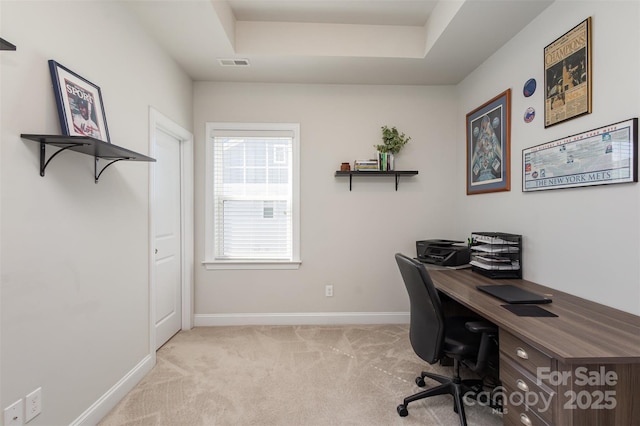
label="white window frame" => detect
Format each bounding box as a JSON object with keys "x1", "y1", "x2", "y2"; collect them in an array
[{"x1": 203, "y1": 122, "x2": 301, "y2": 270}]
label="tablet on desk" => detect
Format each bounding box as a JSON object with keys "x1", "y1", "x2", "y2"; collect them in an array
[{"x1": 477, "y1": 284, "x2": 552, "y2": 304}]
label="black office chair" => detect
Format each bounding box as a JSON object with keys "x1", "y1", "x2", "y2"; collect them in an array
[{"x1": 394, "y1": 253, "x2": 498, "y2": 426}]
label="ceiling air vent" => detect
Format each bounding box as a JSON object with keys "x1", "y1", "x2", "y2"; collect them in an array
[{"x1": 218, "y1": 58, "x2": 250, "y2": 67}]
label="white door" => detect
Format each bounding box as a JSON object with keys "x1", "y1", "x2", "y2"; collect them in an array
[{"x1": 154, "y1": 128, "x2": 182, "y2": 349}]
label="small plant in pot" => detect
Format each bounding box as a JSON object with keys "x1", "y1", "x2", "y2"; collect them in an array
[{"x1": 375, "y1": 126, "x2": 411, "y2": 170}]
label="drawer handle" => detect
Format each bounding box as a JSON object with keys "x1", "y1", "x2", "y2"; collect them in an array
[
  {"x1": 520, "y1": 413, "x2": 532, "y2": 426},
  {"x1": 516, "y1": 379, "x2": 529, "y2": 392},
  {"x1": 516, "y1": 347, "x2": 529, "y2": 359}
]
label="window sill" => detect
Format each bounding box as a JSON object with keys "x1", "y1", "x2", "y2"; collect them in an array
[{"x1": 202, "y1": 260, "x2": 301, "y2": 270}]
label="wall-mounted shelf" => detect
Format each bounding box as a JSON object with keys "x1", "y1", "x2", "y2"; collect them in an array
[
  {"x1": 21, "y1": 134, "x2": 156, "y2": 183},
  {"x1": 335, "y1": 170, "x2": 418, "y2": 191},
  {"x1": 1, "y1": 37, "x2": 16, "y2": 51}
]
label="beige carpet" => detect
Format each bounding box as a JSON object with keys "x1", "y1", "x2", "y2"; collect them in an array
[{"x1": 98, "y1": 325, "x2": 502, "y2": 426}]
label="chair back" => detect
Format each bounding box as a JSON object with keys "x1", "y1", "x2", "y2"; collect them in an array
[{"x1": 395, "y1": 253, "x2": 445, "y2": 364}]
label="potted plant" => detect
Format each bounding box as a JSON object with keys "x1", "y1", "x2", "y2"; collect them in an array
[{"x1": 375, "y1": 126, "x2": 411, "y2": 170}]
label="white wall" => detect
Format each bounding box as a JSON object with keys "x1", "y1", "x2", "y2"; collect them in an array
[
  {"x1": 0, "y1": 2, "x2": 192, "y2": 424},
  {"x1": 1, "y1": 1, "x2": 638, "y2": 424},
  {"x1": 456, "y1": 0, "x2": 640, "y2": 314},
  {"x1": 193, "y1": 83, "x2": 458, "y2": 322},
  {"x1": 194, "y1": 1, "x2": 640, "y2": 321}
]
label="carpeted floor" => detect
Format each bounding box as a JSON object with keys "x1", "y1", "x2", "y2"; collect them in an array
[{"x1": 98, "y1": 325, "x2": 502, "y2": 426}]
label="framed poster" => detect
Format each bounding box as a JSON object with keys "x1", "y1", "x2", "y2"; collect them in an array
[
  {"x1": 544, "y1": 17, "x2": 592, "y2": 128},
  {"x1": 466, "y1": 89, "x2": 511, "y2": 195},
  {"x1": 523, "y1": 118, "x2": 638, "y2": 192},
  {"x1": 48, "y1": 60, "x2": 110, "y2": 143}
]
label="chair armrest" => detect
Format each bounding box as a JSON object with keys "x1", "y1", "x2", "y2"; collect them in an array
[
  {"x1": 464, "y1": 321, "x2": 498, "y2": 373},
  {"x1": 465, "y1": 321, "x2": 497, "y2": 335}
]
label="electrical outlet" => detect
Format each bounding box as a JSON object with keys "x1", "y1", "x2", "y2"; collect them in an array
[
  {"x1": 325, "y1": 285, "x2": 333, "y2": 297},
  {"x1": 25, "y1": 387, "x2": 42, "y2": 422},
  {"x1": 4, "y1": 399, "x2": 24, "y2": 426}
]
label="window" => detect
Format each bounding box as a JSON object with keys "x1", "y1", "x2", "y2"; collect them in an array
[{"x1": 204, "y1": 123, "x2": 300, "y2": 269}]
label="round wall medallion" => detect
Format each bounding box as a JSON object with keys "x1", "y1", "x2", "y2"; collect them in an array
[
  {"x1": 523, "y1": 78, "x2": 537, "y2": 97},
  {"x1": 524, "y1": 107, "x2": 535, "y2": 123}
]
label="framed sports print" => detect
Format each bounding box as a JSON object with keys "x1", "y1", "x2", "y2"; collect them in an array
[
  {"x1": 523, "y1": 118, "x2": 638, "y2": 192},
  {"x1": 466, "y1": 89, "x2": 511, "y2": 195},
  {"x1": 48, "y1": 60, "x2": 110, "y2": 143},
  {"x1": 544, "y1": 17, "x2": 592, "y2": 128}
]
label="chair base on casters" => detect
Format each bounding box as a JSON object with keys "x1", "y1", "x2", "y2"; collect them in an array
[
  {"x1": 393, "y1": 255, "x2": 500, "y2": 426},
  {"x1": 396, "y1": 370, "x2": 483, "y2": 426}
]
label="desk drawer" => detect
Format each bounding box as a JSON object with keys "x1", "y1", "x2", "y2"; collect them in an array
[
  {"x1": 500, "y1": 355, "x2": 555, "y2": 425},
  {"x1": 503, "y1": 401, "x2": 551, "y2": 426},
  {"x1": 500, "y1": 330, "x2": 554, "y2": 376}
]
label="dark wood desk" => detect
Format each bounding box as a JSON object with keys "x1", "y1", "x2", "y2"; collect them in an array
[{"x1": 428, "y1": 268, "x2": 640, "y2": 426}]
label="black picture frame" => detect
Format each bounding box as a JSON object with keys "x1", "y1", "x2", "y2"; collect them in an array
[
  {"x1": 523, "y1": 118, "x2": 638, "y2": 192},
  {"x1": 48, "y1": 60, "x2": 110, "y2": 143}
]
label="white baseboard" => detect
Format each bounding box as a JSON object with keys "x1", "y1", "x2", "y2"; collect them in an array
[
  {"x1": 70, "y1": 353, "x2": 155, "y2": 426},
  {"x1": 194, "y1": 312, "x2": 410, "y2": 326}
]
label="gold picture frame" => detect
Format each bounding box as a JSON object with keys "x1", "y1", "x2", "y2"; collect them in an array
[{"x1": 544, "y1": 17, "x2": 592, "y2": 128}]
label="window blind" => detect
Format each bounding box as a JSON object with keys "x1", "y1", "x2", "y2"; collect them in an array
[{"x1": 212, "y1": 132, "x2": 293, "y2": 261}]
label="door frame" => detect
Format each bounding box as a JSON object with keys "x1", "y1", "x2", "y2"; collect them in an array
[{"x1": 148, "y1": 107, "x2": 194, "y2": 353}]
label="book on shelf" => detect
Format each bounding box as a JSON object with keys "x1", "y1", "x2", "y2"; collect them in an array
[
  {"x1": 354, "y1": 159, "x2": 379, "y2": 171},
  {"x1": 377, "y1": 152, "x2": 394, "y2": 171}
]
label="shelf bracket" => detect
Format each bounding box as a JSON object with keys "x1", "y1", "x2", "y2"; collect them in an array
[
  {"x1": 0, "y1": 37, "x2": 16, "y2": 51},
  {"x1": 40, "y1": 142, "x2": 89, "y2": 177},
  {"x1": 395, "y1": 173, "x2": 400, "y2": 191},
  {"x1": 95, "y1": 158, "x2": 129, "y2": 183}
]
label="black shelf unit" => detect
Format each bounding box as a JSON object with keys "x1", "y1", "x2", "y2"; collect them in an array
[
  {"x1": 335, "y1": 170, "x2": 418, "y2": 191},
  {"x1": 21, "y1": 134, "x2": 156, "y2": 183},
  {"x1": 469, "y1": 232, "x2": 522, "y2": 279}
]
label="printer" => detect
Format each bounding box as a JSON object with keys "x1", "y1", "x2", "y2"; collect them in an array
[{"x1": 416, "y1": 239, "x2": 470, "y2": 267}]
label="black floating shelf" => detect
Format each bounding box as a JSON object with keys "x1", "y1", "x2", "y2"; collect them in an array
[
  {"x1": 21, "y1": 134, "x2": 156, "y2": 183},
  {"x1": 335, "y1": 170, "x2": 418, "y2": 191},
  {"x1": 1, "y1": 37, "x2": 16, "y2": 51}
]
